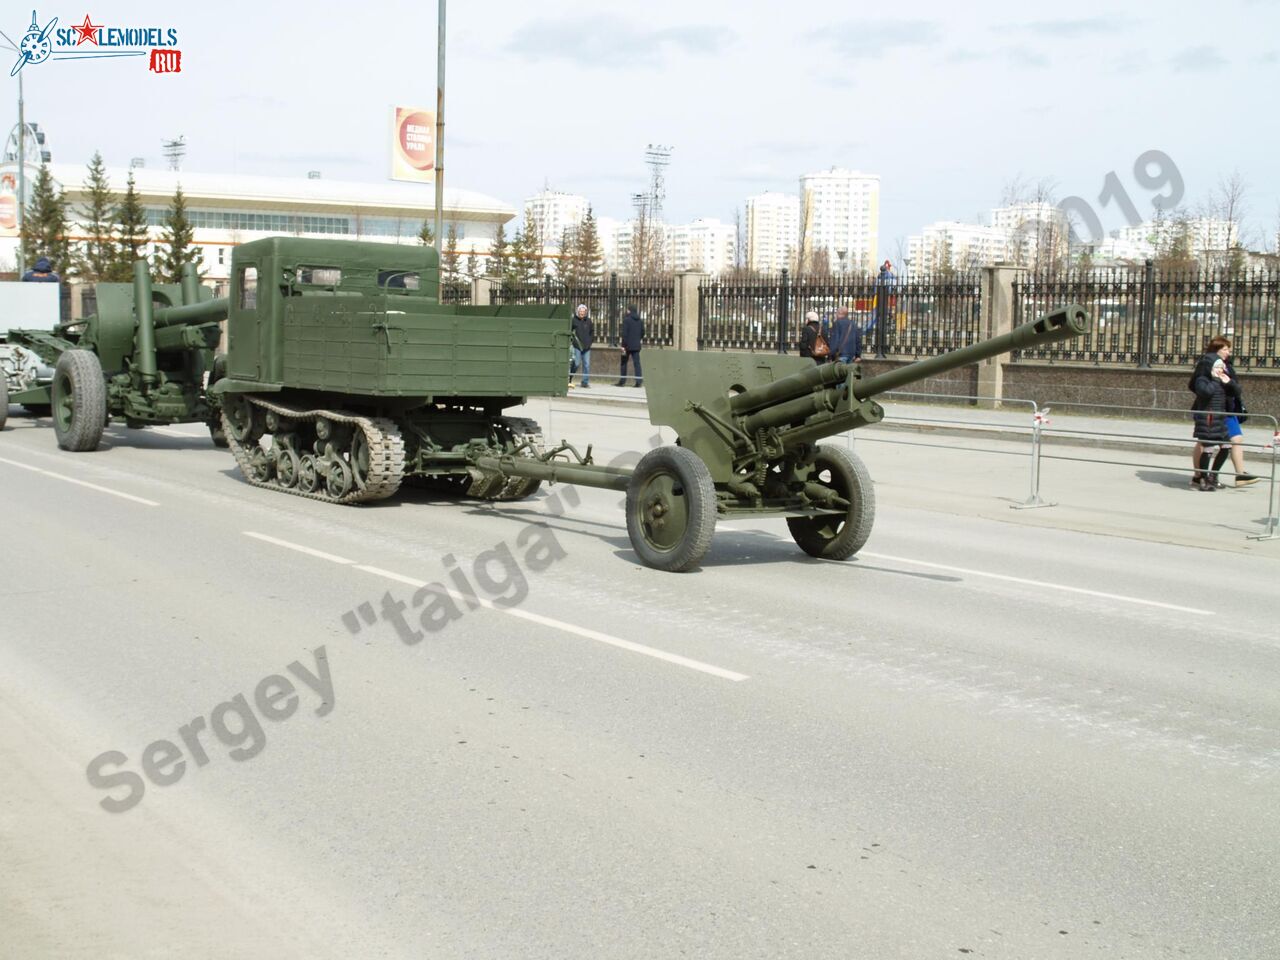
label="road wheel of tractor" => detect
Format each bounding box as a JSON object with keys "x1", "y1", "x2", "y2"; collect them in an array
[
  {"x1": 326, "y1": 457, "x2": 354, "y2": 499},
  {"x1": 298, "y1": 453, "x2": 320, "y2": 493},
  {"x1": 51, "y1": 349, "x2": 107, "y2": 452},
  {"x1": 276, "y1": 448, "x2": 300, "y2": 488},
  {"x1": 247, "y1": 446, "x2": 274, "y2": 483},
  {"x1": 625, "y1": 445, "x2": 718, "y2": 572},
  {"x1": 786, "y1": 444, "x2": 875, "y2": 560}
]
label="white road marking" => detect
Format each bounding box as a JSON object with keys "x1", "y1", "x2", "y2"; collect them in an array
[
  {"x1": 351, "y1": 564, "x2": 749, "y2": 682},
  {"x1": 860, "y1": 551, "x2": 1214, "y2": 616},
  {"x1": 239, "y1": 538, "x2": 749, "y2": 682},
  {"x1": 243, "y1": 531, "x2": 355, "y2": 565},
  {"x1": 0, "y1": 455, "x2": 159, "y2": 506}
]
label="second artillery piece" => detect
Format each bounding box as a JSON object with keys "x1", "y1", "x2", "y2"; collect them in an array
[{"x1": 1, "y1": 261, "x2": 227, "y2": 448}]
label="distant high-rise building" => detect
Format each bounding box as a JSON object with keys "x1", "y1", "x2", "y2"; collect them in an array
[
  {"x1": 907, "y1": 221, "x2": 1012, "y2": 272},
  {"x1": 523, "y1": 188, "x2": 590, "y2": 248},
  {"x1": 798, "y1": 168, "x2": 880, "y2": 273},
  {"x1": 667, "y1": 219, "x2": 736, "y2": 274},
  {"x1": 746, "y1": 192, "x2": 799, "y2": 273}
]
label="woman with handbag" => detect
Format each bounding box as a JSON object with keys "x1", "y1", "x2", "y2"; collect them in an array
[
  {"x1": 798, "y1": 311, "x2": 830, "y2": 364},
  {"x1": 1191, "y1": 338, "x2": 1260, "y2": 488}
]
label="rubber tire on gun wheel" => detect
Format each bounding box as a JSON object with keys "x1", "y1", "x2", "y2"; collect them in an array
[
  {"x1": 0, "y1": 374, "x2": 8, "y2": 430},
  {"x1": 786, "y1": 444, "x2": 875, "y2": 560},
  {"x1": 625, "y1": 445, "x2": 718, "y2": 572},
  {"x1": 51, "y1": 349, "x2": 107, "y2": 452}
]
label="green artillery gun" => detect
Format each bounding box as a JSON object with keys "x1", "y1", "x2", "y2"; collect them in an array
[
  {"x1": 470, "y1": 305, "x2": 1089, "y2": 570},
  {"x1": 2, "y1": 262, "x2": 227, "y2": 449}
]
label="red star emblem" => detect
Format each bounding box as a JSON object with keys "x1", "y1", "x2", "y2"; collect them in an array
[{"x1": 72, "y1": 14, "x2": 101, "y2": 45}]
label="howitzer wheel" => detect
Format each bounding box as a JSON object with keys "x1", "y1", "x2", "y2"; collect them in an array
[
  {"x1": 786, "y1": 445, "x2": 875, "y2": 560},
  {"x1": 51, "y1": 349, "x2": 107, "y2": 452},
  {"x1": 0, "y1": 375, "x2": 7, "y2": 430},
  {"x1": 625, "y1": 445, "x2": 718, "y2": 572}
]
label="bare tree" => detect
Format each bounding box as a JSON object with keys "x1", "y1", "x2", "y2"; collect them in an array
[{"x1": 794, "y1": 186, "x2": 814, "y2": 275}]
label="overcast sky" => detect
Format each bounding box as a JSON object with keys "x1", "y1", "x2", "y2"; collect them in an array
[{"x1": 7, "y1": 0, "x2": 1278, "y2": 254}]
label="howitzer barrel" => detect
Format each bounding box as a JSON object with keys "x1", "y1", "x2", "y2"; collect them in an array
[
  {"x1": 152, "y1": 297, "x2": 230, "y2": 329},
  {"x1": 851, "y1": 304, "x2": 1088, "y2": 400}
]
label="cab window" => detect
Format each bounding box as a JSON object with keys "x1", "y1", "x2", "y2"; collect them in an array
[
  {"x1": 238, "y1": 265, "x2": 258, "y2": 310},
  {"x1": 378, "y1": 269, "x2": 420, "y2": 291},
  {"x1": 297, "y1": 266, "x2": 342, "y2": 286}
]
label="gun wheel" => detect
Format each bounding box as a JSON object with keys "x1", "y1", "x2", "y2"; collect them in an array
[
  {"x1": 626, "y1": 445, "x2": 718, "y2": 572},
  {"x1": 787, "y1": 445, "x2": 875, "y2": 560},
  {"x1": 0, "y1": 375, "x2": 7, "y2": 430},
  {"x1": 51, "y1": 349, "x2": 107, "y2": 452}
]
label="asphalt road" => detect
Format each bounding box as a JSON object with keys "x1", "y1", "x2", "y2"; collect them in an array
[{"x1": 1, "y1": 403, "x2": 1277, "y2": 959}]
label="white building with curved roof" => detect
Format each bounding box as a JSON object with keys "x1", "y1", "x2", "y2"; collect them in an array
[{"x1": 0, "y1": 160, "x2": 515, "y2": 290}]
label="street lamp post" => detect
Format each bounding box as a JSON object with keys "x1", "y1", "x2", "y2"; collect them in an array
[
  {"x1": 432, "y1": 0, "x2": 446, "y2": 252},
  {"x1": 0, "y1": 27, "x2": 27, "y2": 275}
]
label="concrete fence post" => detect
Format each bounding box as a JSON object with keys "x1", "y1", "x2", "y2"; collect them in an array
[
  {"x1": 978, "y1": 264, "x2": 1020, "y2": 404},
  {"x1": 673, "y1": 271, "x2": 708, "y2": 351},
  {"x1": 473, "y1": 275, "x2": 497, "y2": 307}
]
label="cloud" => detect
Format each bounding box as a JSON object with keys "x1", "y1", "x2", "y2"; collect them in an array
[
  {"x1": 946, "y1": 46, "x2": 1048, "y2": 68},
  {"x1": 810, "y1": 20, "x2": 941, "y2": 60},
  {"x1": 1169, "y1": 46, "x2": 1227, "y2": 71},
  {"x1": 1013, "y1": 16, "x2": 1131, "y2": 37},
  {"x1": 504, "y1": 15, "x2": 730, "y2": 66}
]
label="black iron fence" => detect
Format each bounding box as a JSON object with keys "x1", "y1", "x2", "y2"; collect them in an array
[
  {"x1": 490, "y1": 273, "x2": 674, "y2": 347},
  {"x1": 440, "y1": 281, "x2": 471, "y2": 305},
  {"x1": 698, "y1": 273, "x2": 982, "y2": 358},
  {"x1": 1014, "y1": 266, "x2": 1280, "y2": 369}
]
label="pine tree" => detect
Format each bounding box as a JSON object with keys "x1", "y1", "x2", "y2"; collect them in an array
[
  {"x1": 154, "y1": 185, "x2": 203, "y2": 283},
  {"x1": 418, "y1": 220, "x2": 435, "y2": 246},
  {"x1": 108, "y1": 171, "x2": 149, "y2": 280},
  {"x1": 465, "y1": 249, "x2": 479, "y2": 279},
  {"x1": 575, "y1": 206, "x2": 604, "y2": 280},
  {"x1": 555, "y1": 228, "x2": 575, "y2": 284},
  {"x1": 514, "y1": 208, "x2": 543, "y2": 282},
  {"x1": 78, "y1": 152, "x2": 116, "y2": 281},
  {"x1": 507, "y1": 226, "x2": 530, "y2": 284},
  {"x1": 442, "y1": 223, "x2": 460, "y2": 279},
  {"x1": 21, "y1": 163, "x2": 71, "y2": 276},
  {"x1": 489, "y1": 222, "x2": 508, "y2": 280}
]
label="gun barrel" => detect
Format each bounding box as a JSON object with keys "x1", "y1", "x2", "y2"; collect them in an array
[
  {"x1": 852, "y1": 304, "x2": 1088, "y2": 400},
  {"x1": 153, "y1": 297, "x2": 230, "y2": 329}
]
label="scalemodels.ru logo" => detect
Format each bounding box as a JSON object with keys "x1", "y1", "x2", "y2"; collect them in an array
[{"x1": 7, "y1": 9, "x2": 182, "y2": 75}]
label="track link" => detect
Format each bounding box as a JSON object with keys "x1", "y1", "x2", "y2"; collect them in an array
[{"x1": 222, "y1": 396, "x2": 405, "y2": 504}]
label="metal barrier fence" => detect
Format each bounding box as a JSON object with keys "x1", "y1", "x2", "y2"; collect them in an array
[
  {"x1": 1013, "y1": 265, "x2": 1280, "y2": 369},
  {"x1": 855, "y1": 393, "x2": 1278, "y2": 541},
  {"x1": 440, "y1": 282, "x2": 471, "y2": 305},
  {"x1": 491, "y1": 273, "x2": 674, "y2": 347},
  {"x1": 698, "y1": 273, "x2": 982, "y2": 358}
]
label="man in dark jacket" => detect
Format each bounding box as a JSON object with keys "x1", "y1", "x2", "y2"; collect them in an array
[
  {"x1": 826, "y1": 305, "x2": 861, "y2": 363},
  {"x1": 570, "y1": 304, "x2": 594, "y2": 388},
  {"x1": 616, "y1": 304, "x2": 644, "y2": 387},
  {"x1": 21, "y1": 256, "x2": 59, "y2": 282}
]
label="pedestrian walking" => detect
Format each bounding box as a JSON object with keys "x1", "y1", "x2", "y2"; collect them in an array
[
  {"x1": 570, "y1": 304, "x2": 594, "y2": 388},
  {"x1": 1190, "y1": 337, "x2": 1259, "y2": 488},
  {"x1": 1190, "y1": 352, "x2": 1234, "y2": 492},
  {"x1": 616, "y1": 304, "x2": 644, "y2": 387}
]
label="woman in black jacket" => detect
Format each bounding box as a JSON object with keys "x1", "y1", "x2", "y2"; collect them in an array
[
  {"x1": 797, "y1": 312, "x2": 823, "y2": 363},
  {"x1": 1190, "y1": 354, "x2": 1235, "y2": 491}
]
